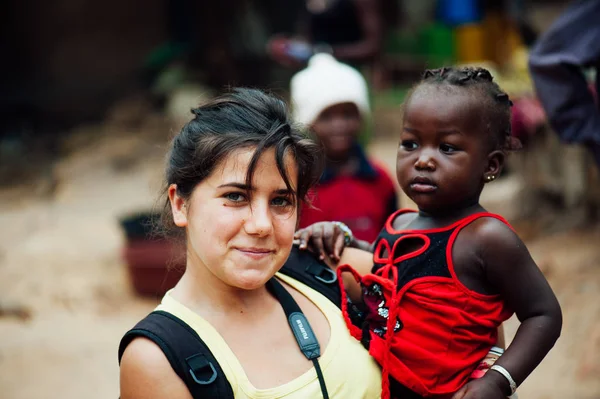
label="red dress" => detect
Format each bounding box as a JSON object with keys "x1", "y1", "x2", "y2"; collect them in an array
[{"x1": 338, "y1": 210, "x2": 514, "y2": 399}]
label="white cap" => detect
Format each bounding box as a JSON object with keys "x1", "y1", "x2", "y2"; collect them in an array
[{"x1": 290, "y1": 53, "x2": 370, "y2": 126}]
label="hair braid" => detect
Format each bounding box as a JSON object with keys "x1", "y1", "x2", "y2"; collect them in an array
[{"x1": 415, "y1": 66, "x2": 521, "y2": 151}]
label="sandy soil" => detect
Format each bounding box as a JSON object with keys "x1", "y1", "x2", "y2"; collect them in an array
[{"x1": 1, "y1": 119, "x2": 599, "y2": 399}]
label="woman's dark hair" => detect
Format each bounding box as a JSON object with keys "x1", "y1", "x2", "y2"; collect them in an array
[
  {"x1": 406, "y1": 66, "x2": 521, "y2": 152},
  {"x1": 160, "y1": 87, "x2": 323, "y2": 237}
]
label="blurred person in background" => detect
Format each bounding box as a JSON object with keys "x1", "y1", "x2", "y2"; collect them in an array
[
  {"x1": 291, "y1": 53, "x2": 398, "y2": 246},
  {"x1": 267, "y1": 0, "x2": 388, "y2": 84},
  {"x1": 528, "y1": 0, "x2": 600, "y2": 166},
  {"x1": 528, "y1": 0, "x2": 600, "y2": 222}
]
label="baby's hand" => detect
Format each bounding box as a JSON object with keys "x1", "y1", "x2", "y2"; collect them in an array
[
  {"x1": 294, "y1": 222, "x2": 350, "y2": 262},
  {"x1": 451, "y1": 378, "x2": 506, "y2": 399}
]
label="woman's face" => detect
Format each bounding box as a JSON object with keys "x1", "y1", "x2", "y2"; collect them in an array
[{"x1": 169, "y1": 147, "x2": 299, "y2": 291}]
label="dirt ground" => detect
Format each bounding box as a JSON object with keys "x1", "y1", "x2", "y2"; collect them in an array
[{"x1": 1, "y1": 115, "x2": 599, "y2": 399}]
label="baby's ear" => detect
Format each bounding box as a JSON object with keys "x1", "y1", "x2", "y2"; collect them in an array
[{"x1": 483, "y1": 150, "x2": 505, "y2": 182}]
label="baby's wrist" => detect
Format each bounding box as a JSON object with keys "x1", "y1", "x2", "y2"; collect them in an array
[
  {"x1": 351, "y1": 238, "x2": 371, "y2": 251},
  {"x1": 471, "y1": 346, "x2": 504, "y2": 379},
  {"x1": 485, "y1": 365, "x2": 514, "y2": 396},
  {"x1": 331, "y1": 221, "x2": 353, "y2": 246}
]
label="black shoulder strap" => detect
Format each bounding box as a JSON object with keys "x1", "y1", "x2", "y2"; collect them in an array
[
  {"x1": 279, "y1": 246, "x2": 341, "y2": 307},
  {"x1": 266, "y1": 277, "x2": 329, "y2": 399},
  {"x1": 118, "y1": 310, "x2": 234, "y2": 399},
  {"x1": 118, "y1": 247, "x2": 341, "y2": 399}
]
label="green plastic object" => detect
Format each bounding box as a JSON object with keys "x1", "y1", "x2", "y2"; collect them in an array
[
  {"x1": 143, "y1": 42, "x2": 190, "y2": 71},
  {"x1": 384, "y1": 29, "x2": 422, "y2": 56},
  {"x1": 420, "y1": 23, "x2": 456, "y2": 67},
  {"x1": 383, "y1": 24, "x2": 455, "y2": 68}
]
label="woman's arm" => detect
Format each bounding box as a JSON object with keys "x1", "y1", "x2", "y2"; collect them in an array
[
  {"x1": 120, "y1": 337, "x2": 193, "y2": 399},
  {"x1": 456, "y1": 220, "x2": 562, "y2": 398}
]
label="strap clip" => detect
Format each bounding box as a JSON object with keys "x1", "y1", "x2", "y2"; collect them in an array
[
  {"x1": 186, "y1": 353, "x2": 218, "y2": 385},
  {"x1": 306, "y1": 263, "x2": 337, "y2": 284}
]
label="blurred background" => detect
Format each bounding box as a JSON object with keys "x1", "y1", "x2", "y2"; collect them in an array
[{"x1": 1, "y1": 0, "x2": 599, "y2": 398}]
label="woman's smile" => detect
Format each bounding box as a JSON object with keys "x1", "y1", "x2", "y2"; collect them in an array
[{"x1": 234, "y1": 246, "x2": 276, "y2": 260}]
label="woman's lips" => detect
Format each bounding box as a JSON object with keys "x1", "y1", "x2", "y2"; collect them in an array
[{"x1": 235, "y1": 248, "x2": 274, "y2": 259}]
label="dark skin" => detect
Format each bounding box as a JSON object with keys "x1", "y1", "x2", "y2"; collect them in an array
[
  {"x1": 311, "y1": 102, "x2": 362, "y2": 161},
  {"x1": 296, "y1": 86, "x2": 562, "y2": 398}
]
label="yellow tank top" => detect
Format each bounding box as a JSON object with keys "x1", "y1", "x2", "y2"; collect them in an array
[{"x1": 156, "y1": 273, "x2": 382, "y2": 398}]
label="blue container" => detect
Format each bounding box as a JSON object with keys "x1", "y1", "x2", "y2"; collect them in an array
[{"x1": 437, "y1": 0, "x2": 482, "y2": 26}]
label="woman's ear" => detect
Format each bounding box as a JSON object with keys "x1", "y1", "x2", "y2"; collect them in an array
[
  {"x1": 483, "y1": 150, "x2": 505, "y2": 183},
  {"x1": 168, "y1": 184, "x2": 188, "y2": 227}
]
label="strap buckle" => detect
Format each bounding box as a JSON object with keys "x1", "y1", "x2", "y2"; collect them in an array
[
  {"x1": 306, "y1": 263, "x2": 337, "y2": 284},
  {"x1": 186, "y1": 353, "x2": 218, "y2": 385}
]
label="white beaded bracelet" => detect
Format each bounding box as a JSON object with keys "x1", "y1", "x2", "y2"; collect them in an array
[
  {"x1": 331, "y1": 221, "x2": 353, "y2": 246},
  {"x1": 490, "y1": 365, "x2": 517, "y2": 395}
]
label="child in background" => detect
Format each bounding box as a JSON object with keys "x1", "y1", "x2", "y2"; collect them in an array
[
  {"x1": 291, "y1": 53, "x2": 397, "y2": 244},
  {"x1": 296, "y1": 67, "x2": 562, "y2": 399}
]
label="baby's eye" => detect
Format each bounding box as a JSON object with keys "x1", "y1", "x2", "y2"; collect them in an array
[
  {"x1": 224, "y1": 192, "x2": 246, "y2": 202},
  {"x1": 401, "y1": 140, "x2": 418, "y2": 150},
  {"x1": 440, "y1": 144, "x2": 459, "y2": 153}
]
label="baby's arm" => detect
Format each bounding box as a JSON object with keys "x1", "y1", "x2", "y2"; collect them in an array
[
  {"x1": 323, "y1": 247, "x2": 373, "y2": 303},
  {"x1": 294, "y1": 222, "x2": 373, "y2": 262},
  {"x1": 463, "y1": 220, "x2": 562, "y2": 397}
]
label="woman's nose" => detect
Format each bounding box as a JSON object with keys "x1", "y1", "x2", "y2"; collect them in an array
[{"x1": 244, "y1": 203, "x2": 273, "y2": 237}]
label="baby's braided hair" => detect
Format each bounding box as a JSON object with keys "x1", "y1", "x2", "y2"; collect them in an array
[{"x1": 412, "y1": 66, "x2": 521, "y2": 151}]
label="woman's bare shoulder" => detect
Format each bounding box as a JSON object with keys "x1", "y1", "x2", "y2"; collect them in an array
[{"x1": 120, "y1": 337, "x2": 193, "y2": 399}]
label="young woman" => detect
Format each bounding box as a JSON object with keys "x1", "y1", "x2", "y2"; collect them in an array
[{"x1": 119, "y1": 88, "x2": 382, "y2": 398}]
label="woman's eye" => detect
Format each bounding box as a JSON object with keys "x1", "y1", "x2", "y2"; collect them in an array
[
  {"x1": 440, "y1": 144, "x2": 459, "y2": 153},
  {"x1": 224, "y1": 192, "x2": 246, "y2": 202},
  {"x1": 401, "y1": 140, "x2": 418, "y2": 150},
  {"x1": 272, "y1": 196, "x2": 293, "y2": 207}
]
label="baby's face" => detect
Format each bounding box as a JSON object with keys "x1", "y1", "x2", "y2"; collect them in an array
[
  {"x1": 396, "y1": 86, "x2": 493, "y2": 213},
  {"x1": 311, "y1": 102, "x2": 361, "y2": 159}
]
